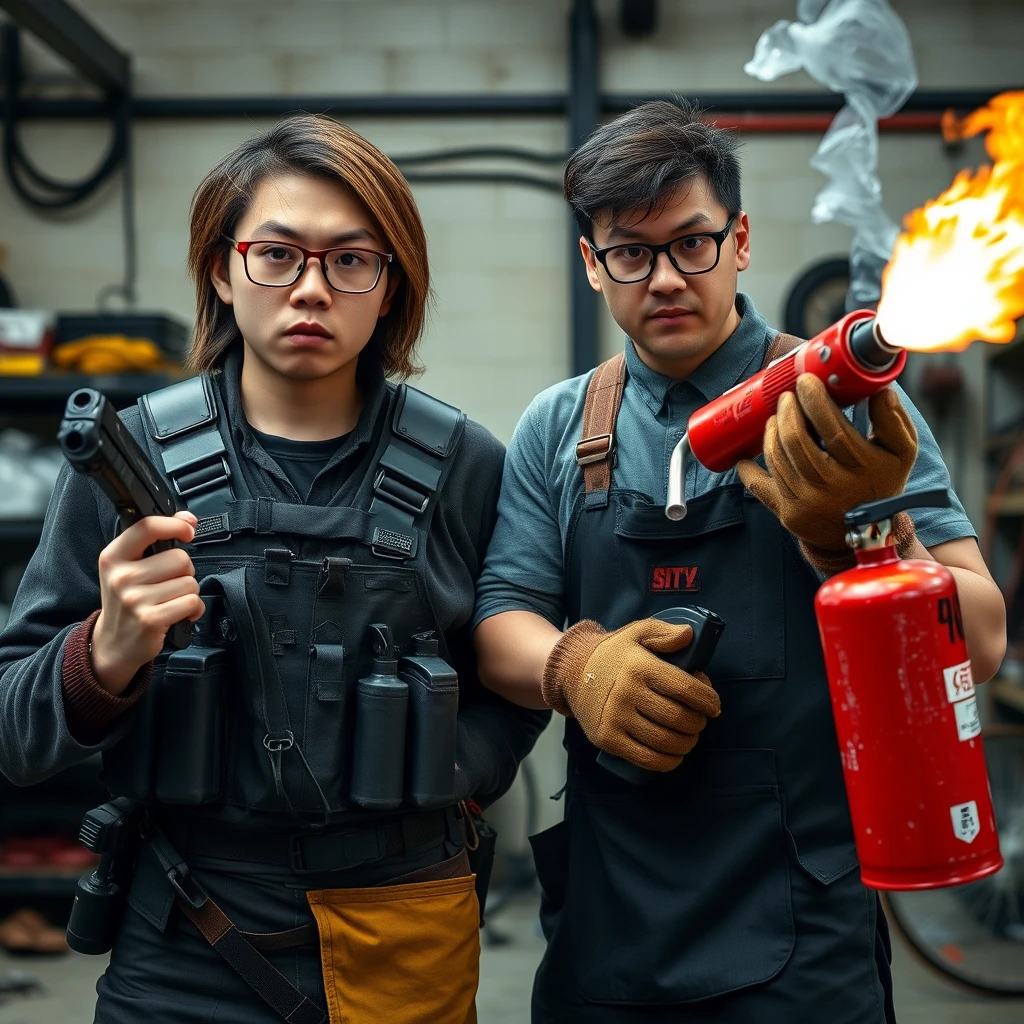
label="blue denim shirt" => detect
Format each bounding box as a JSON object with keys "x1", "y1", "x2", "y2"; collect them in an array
[{"x1": 474, "y1": 294, "x2": 975, "y2": 629}]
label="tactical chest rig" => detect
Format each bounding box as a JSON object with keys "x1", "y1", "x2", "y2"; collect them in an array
[{"x1": 103, "y1": 374, "x2": 467, "y2": 824}]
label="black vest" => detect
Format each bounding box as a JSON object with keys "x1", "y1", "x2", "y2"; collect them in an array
[{"x1": 103, "y1": 374, "x2": 466, "y2": 825}]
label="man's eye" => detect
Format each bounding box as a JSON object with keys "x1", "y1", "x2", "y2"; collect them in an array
[
  {"x1": 334, "y1": 251, "x2": 367, "y2": 267},
  {"x1": 618, "y1": 246, "x2": 648, "y2": 261},
  {"x1": 679, "y1": 236, "x2": 708, "y2": 251},
  {"x1": 258, "y1": 246, "x2": 295, "y2": 262}
]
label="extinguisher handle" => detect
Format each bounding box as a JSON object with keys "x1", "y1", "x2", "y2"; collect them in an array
[
  {"x1": 844, "y1": 487, "x2": 951, "y2": 528},
  {"x1": 596, "y1": 606, "x2": 726, "y2": 786}
]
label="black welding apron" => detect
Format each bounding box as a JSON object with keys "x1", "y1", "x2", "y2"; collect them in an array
[{"x1": 530, "y1": 481, "x2": 894, "y2": 1023}]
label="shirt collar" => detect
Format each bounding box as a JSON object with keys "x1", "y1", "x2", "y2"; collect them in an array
[
  {"x1": 623, "y1": 293, "x2": 775, "y2": 410},
  {"x1": 216, "y1": 348, "x2": 389, "y2": 464}
]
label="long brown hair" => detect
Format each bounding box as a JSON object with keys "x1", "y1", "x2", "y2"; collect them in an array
[{"x1": 186, "y1": 114, "x2": 428, "y2": 378}]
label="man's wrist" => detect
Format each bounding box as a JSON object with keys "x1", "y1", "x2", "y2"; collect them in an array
[{"x1": 541, "y1": 620, "x2": 606, "y2": 715}]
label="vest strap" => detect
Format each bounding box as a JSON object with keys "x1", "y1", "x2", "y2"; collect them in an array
[
  {"x1": 139, "y1": 376, "x2": 234, "y2": 516},
  {"x1": 365, "y1": 384, "x2": 466, "y2": 561}
]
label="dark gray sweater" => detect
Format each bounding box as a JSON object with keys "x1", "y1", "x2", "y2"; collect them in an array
[{"x1": 0, "y1": 352, "x2": 549, "y2": 814}]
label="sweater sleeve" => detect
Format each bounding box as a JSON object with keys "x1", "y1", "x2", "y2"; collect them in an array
[
  {"x1": 444, "y1": 421, "x2": 551, "y2": 809},
  {"x1": 0, "y1": 463, "x2": 140, "y2": 785}
]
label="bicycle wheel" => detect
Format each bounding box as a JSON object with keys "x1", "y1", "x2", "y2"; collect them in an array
[{"x1": 881, "y1": 724, "x2": 1024, "y2": 996}]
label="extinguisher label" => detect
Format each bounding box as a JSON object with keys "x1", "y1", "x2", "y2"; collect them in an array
[
  {"x1": 950, "y1": 801, "x2": 980, "y2": 843},
  {"x1": 953, "y1": 696, "x2": 982, "y2": 741},
  {"x1": 942, "y1": 660, "x2": 975, "y2": 704}
]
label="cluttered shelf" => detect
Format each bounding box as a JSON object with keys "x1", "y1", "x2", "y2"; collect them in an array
[
  {"x1": 0, "y1": 370, "x2": 184, "y2": 412},
  {"x1": 986, "y1": 489, "x2": 1024, "y2": 516}
]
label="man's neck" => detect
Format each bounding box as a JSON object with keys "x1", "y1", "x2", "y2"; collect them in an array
[{"x1": 239, "y1": 353, "x2": 365, "y2": 441}]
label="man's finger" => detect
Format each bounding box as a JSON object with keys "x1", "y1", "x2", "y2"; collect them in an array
[
  {"x1": 623, "y1": 712, "x2": 699, "y2": 757},
  {"x1": 635, "y1": 621, "x2": 693, "y2": 656},
  {"x1": 736, "y1": 458, "x2": 781, "y2": 516},
  {"x1": 643, "y1": 664, "x2": 722, "y2": 717},
  {"x1": 867, "y1": 387, "x2": 918, "y2": 463},
  {"x1": 794, "y1": 375, "x2": 865, "y2": 470},
  {"x1": 776, "y1": 391, "x2": 829, "y2": 485},
  {"x1": 105, "y1": 515, "x2": 196, "y2": 562}
]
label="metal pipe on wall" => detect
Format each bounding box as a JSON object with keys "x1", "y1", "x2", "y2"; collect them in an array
[{"x1": 568, "y1": 0, "x2": 601, "y2": 377}]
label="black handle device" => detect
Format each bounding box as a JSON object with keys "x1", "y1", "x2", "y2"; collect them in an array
[
  {"x1": 58, "y1": 388, "x2": 191, "y2": 650},
  {"x1": 596, "y1": 605, "x2": 726, "y2": 785},
  {"x1": 66, "y1": 797, "x2": 145, "y2": 955}
]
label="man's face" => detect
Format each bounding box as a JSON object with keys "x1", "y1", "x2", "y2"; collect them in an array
[
  {"x1": 211, "y1": 172, "x2": 399, "y2": 383},
  {"x1": 581, "y1": 177, "x2": 750, "y2": 378}
]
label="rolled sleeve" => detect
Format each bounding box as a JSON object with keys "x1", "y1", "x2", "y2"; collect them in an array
[
  {"x1": 893, "y1": 384, "x2": 976, "y2": 547},
  {"x1": 474, "y1": 400, "x2": 568, "y2": 629}
]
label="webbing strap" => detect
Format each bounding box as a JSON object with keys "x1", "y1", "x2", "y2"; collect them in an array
[
  {"x1": 577, "y1": 352, "x2": 626, "y2": 495},
  {"x1": 214, "y1": 568, "x2": 331, "y2": 818},
  {"x1": 193, "y1": 499, "x2": 371, "y2": 546},
  {"x1": 148, "y1": 833, "x2": 325, "y2": 1024}
]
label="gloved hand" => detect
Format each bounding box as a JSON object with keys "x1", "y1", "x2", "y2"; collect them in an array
[
  {"x1": 737, "y1": 374, "x2": 919, "y2": 576},
  {"x1": 542, "y1": 618, "x2": 721, "y2": 772}
]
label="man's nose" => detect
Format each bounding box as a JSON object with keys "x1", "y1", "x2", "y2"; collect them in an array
[
  {"x1": 648, "y1": 250, "x2": 687, "y2": 293},
  {"x1": 291, "y1": 258, "x2": 332, "y2": 305}
]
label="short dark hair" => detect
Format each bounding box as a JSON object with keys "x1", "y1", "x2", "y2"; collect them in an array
[{"x1": 564, "y1": 99, "x2": 742, "y2": 239}]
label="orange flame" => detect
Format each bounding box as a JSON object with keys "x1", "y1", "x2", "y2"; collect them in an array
[{"x1": 876, "y1": 91, "x2": 1024, "y2": 353}]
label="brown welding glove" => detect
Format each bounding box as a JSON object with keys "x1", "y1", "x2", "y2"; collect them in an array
[
  {"x1": 542, "y1": 618, "x2": 721, "y2": 772},
  {"x1": 737, "y1": 374, "x2": 919, "y2": 576}
]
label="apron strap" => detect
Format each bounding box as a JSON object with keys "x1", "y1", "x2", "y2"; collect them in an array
[
  {"x1": 763, "y1": 330, "x2": 805, "y2": 367},
  {"x1": 576, "y1": 351, "x2": 626, "y2": 498}
]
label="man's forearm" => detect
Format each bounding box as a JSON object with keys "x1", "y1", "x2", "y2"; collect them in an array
[
  {"x1": 909, "y1": 537, "x2": 1007, "y2": 683},
  {"x1": 474, "y1": 610, "x2": 562, "y2": 709}
]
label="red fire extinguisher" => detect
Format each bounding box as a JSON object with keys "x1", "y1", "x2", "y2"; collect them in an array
[{"x1": 815, "y1": 488, "x2": 1004, "y2": 890}]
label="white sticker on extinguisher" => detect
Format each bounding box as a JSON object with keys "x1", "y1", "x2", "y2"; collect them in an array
[
  {"x1": 942, "y1": 660, "x2": 975, "y2": 704},
  {"x1": 950, "y1": 801, "x2": 980, "y2": 843},
  {"x1": 954, "y1": 696, "x2": 982, "y2": 741}
]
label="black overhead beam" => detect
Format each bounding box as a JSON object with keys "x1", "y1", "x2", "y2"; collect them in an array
[
  {"x1": 569, "y1": 0, "x2": 601, "y2": 377},
  {"x1": 0, "y1": 0, "x2": 129, "y2": 95},
  {"x1": 0, "y1": 88, "x2": 1014, "y2": 122}
]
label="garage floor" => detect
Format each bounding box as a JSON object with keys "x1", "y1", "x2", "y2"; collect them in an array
[{"x1": 0, "y1": 895, "x2": 1021, "y2": 1023}]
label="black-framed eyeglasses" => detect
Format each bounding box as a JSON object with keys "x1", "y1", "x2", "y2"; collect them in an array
[
  {"x1": 224, "y1": 236, "x2": 394, "y2": 294},
  {"x1": 588, "y1": 215, "x2": 737, "y2": 284}
]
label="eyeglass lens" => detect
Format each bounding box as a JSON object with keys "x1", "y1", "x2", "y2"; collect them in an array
[
  {"x1": 604, "y1": 234, "x2": 721, "y2": 283},
  {"x1": 244, "y1": 242, "x2": 382, "y2": 292}
]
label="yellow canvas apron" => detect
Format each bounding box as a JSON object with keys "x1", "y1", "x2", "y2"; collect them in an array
[{"x1": 307, "y1": 874, "x2": 480, "y2": 1024}]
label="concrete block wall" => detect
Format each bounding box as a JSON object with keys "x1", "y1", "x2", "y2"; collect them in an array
[{"x1": 1, "y1": 0, "x2": 1022, "y2": 829}]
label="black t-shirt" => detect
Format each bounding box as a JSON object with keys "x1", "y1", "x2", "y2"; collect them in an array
[{"x1": 249, "y1": 427, "x2": 351, "y2": 502}]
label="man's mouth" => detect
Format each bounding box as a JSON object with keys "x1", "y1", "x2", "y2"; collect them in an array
[
  {"x1": 649, "y1": 307, "x2": 694, "y2": 323},
  {"x1": 284, "y1": 322, "x2": 333, "y2": 345}
]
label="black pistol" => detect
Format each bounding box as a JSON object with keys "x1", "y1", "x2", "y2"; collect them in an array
[
  {"x1": 596, "y1": 605, "x2": 726, "y2": 785},
  {"x1": 58, "y1": 388, "x2": 192, "y2": 650}
]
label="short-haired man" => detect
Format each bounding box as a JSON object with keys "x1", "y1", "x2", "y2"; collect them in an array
[{"x1": 473, "y1": 101, "x2": 1006, "y2": 1022}]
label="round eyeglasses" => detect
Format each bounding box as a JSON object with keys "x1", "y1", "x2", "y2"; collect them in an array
[
  {"x1": 224, "y1": 236, "x2": 394, "y2": 294},
  {"x1": 589, "y1": 215, "x2": 737, "y2": 284}
]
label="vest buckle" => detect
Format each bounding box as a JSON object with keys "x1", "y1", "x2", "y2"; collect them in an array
[{"x1": 263, "y1": 731, "x2": 295, "y2": 753}]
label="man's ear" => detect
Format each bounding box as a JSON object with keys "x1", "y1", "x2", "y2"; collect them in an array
[
  {"x1": 734, "y1": 211, "x2": 751, "y2": 273},
  {"x1": 578, "y1": 237, "x2": 603, "y2": 293},
  {"x1": 377, "y1": 267, "x2": 402, "y2": 319},
  {"x1": 211, "y1": 250, "x2": 233, "y2": 305}
]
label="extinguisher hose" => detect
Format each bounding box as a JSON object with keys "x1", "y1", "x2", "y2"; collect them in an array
[{"x1": 666, "y1": 433, "x2": 690, "y2": 521}]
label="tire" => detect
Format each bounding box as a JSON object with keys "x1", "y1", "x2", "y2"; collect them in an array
[
  {"x1": 881, "y1": 724, "x2": 1024, "y2": 996},
  {"x1": 783, "y1": 257, "x2": 850, "y2": 339}
]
